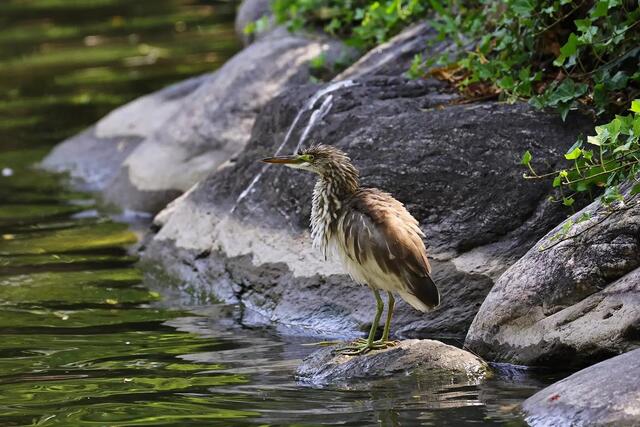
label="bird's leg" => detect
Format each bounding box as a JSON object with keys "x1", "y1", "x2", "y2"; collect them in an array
[
  {"x1": 379, "y1": 291, "x2": 398, "y2": 345},
  {"x1": 354, "y1": 291, "x2": 398, "y2": 348},
  {"x1": 338, "y1": 289, "x2": 385, "y2": 355}
]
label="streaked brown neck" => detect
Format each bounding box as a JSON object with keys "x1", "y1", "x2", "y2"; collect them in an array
[
  {"x1": 320, "y1": 160, "x2": 360, "y2": 197},
  {"x1": 311, "y1": 160, "x2": 359, "y2": 255}
]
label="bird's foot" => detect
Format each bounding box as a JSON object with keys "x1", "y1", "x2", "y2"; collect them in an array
[
  {"x1": 335, "y1": 339, "x2": 397, "y2": 356},
  {"x1": 354, "y1": 338, "x2": 399, "y2": 347}
]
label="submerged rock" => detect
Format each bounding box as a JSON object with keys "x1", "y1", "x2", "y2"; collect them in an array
[
  {"x1": 144, "y1": 74, "x2": 593, "y2": 338},
  {"x1": 465, "y1": 184, "x2": 640, "y2": 368},
  {"x1": 43, "y1": 28, "x2": 351, "y2": 213},
  {"x1": 522, "y1": 348, "x2": 640, "y2": 426},
  {"x1": 295, "y1": 339, "x2": 489, "y2": 384}
]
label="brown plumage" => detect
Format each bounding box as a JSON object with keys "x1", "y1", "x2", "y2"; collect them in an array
[
  {"x1": 262, "y1": 144, "x2": 439, "y2": 354},
  {"x1": 338, "y1": 188, "x2": 440, "y2": 311}
]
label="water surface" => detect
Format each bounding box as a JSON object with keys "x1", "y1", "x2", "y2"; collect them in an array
[{"x1": 1, "y1": 1, "x2": 554, "y2": 425}]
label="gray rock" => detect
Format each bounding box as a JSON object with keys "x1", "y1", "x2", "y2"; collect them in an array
[
  {"x1": 522, "y1": 348, "x2": 640, "y2": 426},
  {"x1": 43, "y1": 29, "x2": 351, "y2": 213},
  {"x1": 235, "y1": 0, "x2": 272, "y2": 45},
  {"x1": 465, "y1": 184, "x2": 640, "y2": 367},
  {"x1": 41, "y1": 126, "x2": 142, "y2": 191},
  {"x1": 295, "y1": 339, "x2": 490, "y2": 384},
  {"x1": 41, "y1": 74, "x2": 207, "y2": 190},
  {"x1": 144, "y1": 75, "x2": 593, "y2": 339}
]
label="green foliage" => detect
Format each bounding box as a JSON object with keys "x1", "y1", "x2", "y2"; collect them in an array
[
  {"x1": 243, "y1": 15, "x2": 271, "y2": 35},
  {"x1": 426, "y1": 0, "x2": 640, "y2": 118},
  {"x1": 273, "y1": 0, "x2": 639, "y2": 116},
  {"x1": 525, "y1": 99, "x2": 640, "y2": 209},
  {"x1": 271, "y1": 0, "x2": 428, "y2": 48}
]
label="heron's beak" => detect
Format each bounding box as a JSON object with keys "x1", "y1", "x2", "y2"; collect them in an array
[{"x1": 261, "y1": 155, "x2": 301, "y2": 165}]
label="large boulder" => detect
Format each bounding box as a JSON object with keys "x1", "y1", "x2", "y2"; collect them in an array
[
  {"x1": 522, "y1": 348, "x2": 640, "y2": 426},
  {"x1": 43, "y1": 28, "x2": 351, "y2": 213},
  {"x1": 295, "y1": 339, "x2": 490, "y2": 384},
  {"x1": 143, "y1": 74, "x2": 593, "y2": 339},
  {"x1": 465, "y1": 184, "x2": 640, "y2": 368}
]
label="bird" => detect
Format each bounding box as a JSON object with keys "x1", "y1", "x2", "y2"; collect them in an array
[{"x1": 262, "y1": 144, "x2": 439, "y2": 355}]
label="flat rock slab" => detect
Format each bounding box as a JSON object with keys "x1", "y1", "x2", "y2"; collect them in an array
[
  {"x1": 523, "y1": 348, "x2": 640, "y2": 426},
  {"x1": 295, "y1": 339, "x2": 490, "y2": 384}
]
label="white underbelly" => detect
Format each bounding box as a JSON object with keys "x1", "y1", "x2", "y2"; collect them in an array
[{"x1": 327, "y1": 236, "x2": 407, "y2": 292}]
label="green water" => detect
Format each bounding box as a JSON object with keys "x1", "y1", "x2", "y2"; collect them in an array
[{"x1": 0, "y1": 1, "x2": 556, "y2": 425}]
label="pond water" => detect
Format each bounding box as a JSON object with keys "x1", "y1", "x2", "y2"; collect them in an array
[{"x1": 0, "y1": 1, "x2": 561, "y2": 425}]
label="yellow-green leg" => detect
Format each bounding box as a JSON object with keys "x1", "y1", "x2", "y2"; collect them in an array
[
  {"x1": 302, "y1": 291, "x2": 393, "y2": 350},
  {"x1": 338, "y1": 288, "x2": 384, "y2": 355},
  {"x1": 352, "y1": 291, "x2": 398, "y2": 349},
  {"x1": 381, "y1": 291, "x2": 395, "y2": 342}
]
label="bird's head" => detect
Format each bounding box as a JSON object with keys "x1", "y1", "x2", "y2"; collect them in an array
[{"x1": 261, "y1": 144, "x2": 356, "y2": 177}]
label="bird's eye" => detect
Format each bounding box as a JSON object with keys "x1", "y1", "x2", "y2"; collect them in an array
[{"x1": 307, "y1": 155, "x2": 314, "y2": 162}]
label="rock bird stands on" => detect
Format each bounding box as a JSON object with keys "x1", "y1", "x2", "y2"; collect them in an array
[{"x1": 262, "y1": 145, "x2": 439, "y2": 355}]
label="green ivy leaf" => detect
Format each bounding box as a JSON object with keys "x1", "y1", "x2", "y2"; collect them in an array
[
  {"x1": 558, "y1": 102, "x2": 571, "y2": 121},
  {"x1": 565, "y1": 147, "x2": 582, "y2": 160},
  {"x1": 633, "y1": 116, "x2": 640, "y2": 136},
  {"x1": 583, "y1": 150, "x2": 593, "y2": 161},
  {"x1": 612, "y1": 141, "x2": 631, "y2": 153},
  {"x1": 554, "y1": 33, "x2": 578, "y2": 67},
  {"x1": 521, "y1": 150, "x2": 532, "y2": 166},
  {"x1": 563, "y1": 197, "x2": 575, "y2": 206},
  {"x1": 592, "y1": 1, "x2": 608, "y2": 18},
  {"x1": 546, "y1": 79, "x2": 588, "y2": 107},
  {"x1": 586, "y1": 135, "x2": 601, "y2": 146},
  {"x1": 607, "y1": 71, "x2": 628, "y2": 90},
  {"x1": 631, "y1": 100, "x2": 640, "y2": 113},
  {"x1": 511, "y1": 0, "x2": 535, "y2": 17}
]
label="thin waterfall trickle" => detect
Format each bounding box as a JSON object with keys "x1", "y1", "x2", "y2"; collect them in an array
[
  {"x1": 230, "y1": 80, "x2": 357, "y2": 213},
  {"x1": 294, "y1": 94, "x2": 334, "y2": 155}
]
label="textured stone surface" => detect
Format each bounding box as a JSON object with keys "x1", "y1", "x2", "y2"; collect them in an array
[
  {"x1": 465, "y1": 184, "x2": 640, "y2": 368},
  {"x1": 523, "y1": 348, "x2": 640, "y2": 426},
  {"x1": 43, "y1": 28, "x2": 350, "y2": 213},
  {"x1": 295, "y1": 339, "x2": 489, "y2": 384},
  {"x1": 144, "y1": 74, "x2": 593, "y2": 339}
]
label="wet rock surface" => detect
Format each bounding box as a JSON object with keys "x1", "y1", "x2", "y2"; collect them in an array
[
  {"x1": 144, "y1": 74, "x2": 593, "y2": 339},
  {"x1": 466, "y1": 184, "x2": 640, "y2": 368},
  {"x1": 43, "y1": 28, "x2": 350, "y2": 213},
  {"x1": 295, "y1": 339, "x2": 490, "y2": 384},
  {"x1": 522, "y1": 348, "x2": 640, "y2": 426}
]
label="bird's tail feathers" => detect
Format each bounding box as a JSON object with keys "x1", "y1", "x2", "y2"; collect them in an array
[{"x1": 400, "y1": 273, "x2": 440, "y2": 312}]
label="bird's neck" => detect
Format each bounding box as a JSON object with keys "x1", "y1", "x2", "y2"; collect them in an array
[{"x1": 310, "y1": 166, "x2": 359, "y2": 255}]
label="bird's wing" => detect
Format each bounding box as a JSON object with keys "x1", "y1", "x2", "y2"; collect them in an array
[{"x1": 339, "y1": 189, "x2": 439, "y2": 310}]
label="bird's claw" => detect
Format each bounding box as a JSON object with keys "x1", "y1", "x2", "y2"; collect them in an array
[
  {"x1": 334, "y1": 339, "x2": 398, "y2": 356},
  {"x1": 354, "y1": 338, "x2": 399, "y2": 347}
]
